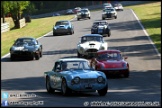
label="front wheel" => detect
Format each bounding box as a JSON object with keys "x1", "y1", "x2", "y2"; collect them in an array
[
  {"x1": 108, "y1": 31, "x2": 111, "y2": 37},
  {"x1": 77, "y1": 51, "x2": 83, "y2": 58},
  {"x1": 46, "y1": 77, "x2": 55, "y2": 93},
  {"x1": 10, "y1": 54, "x2": 15, "y2": 61},
  {"x1": 124, "y1": 71, "x2": 129, "y2": 78},
  {"x1": 61, "y1": 79, "x2": 72, "y2": 96},
  {"x1": 35, "y1": 52, "x2": 40, "y2": 60},
  {"x1": 98, "y1": 84, "x2": 108, "y2": 96}
]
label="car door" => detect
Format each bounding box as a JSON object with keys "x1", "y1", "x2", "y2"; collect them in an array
[
  {"x1": 52, "y1": 61, "x2": 63, "y2": 89},
  {"x1": 50, "y1": 61, "x2": 61, "y2": 89}
]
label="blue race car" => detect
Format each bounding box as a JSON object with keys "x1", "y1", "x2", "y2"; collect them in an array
[
  {"x1": 53, "y1": 20, "x2": 74, "y2": 36},
  {"x1": 44, "y1": 58, "x2": 108, "y2": 96}
]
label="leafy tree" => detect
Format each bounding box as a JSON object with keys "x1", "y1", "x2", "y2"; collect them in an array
[
  {"x1": 1, "y1": 1, "x2": 11, "y2": 23},
  {"x1": 9, "y1": 1, "x2": 30, "y2": 28}
]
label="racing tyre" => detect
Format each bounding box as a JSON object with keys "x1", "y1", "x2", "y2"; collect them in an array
[
  {"x1": 102, "y1": 17, "x2": 105, "y2": 20},
  {"x1": 108, "y1": 31, "x2": 111, "y2": 37},
  {"x1": 89, "y1": 17, "x2": 91, "y2": 19},
  {"x1": 46, "y1": 77, "x2": 55, "y2": 93},
  {"x1": 115, "y1": 16, "x2": 117, "y2": 19},
  {"x1": 77, "y1": 18, "x2": 80, "y2": 21},
  {"x1": 10, "y1": 54, "x2": 15, "y2": 61},
  {"x1": 61, "y1": 79, "x2": 72, "y2": 96},
  {"x1": 77, "y1": 51, "x2": 81, "y2": 58},
  {"x1": 35, "y1": 52, "x2": 40, "y2": 60},
  {"x1": 124, "y1": 72, "x2": 129, "y2": 78},
  {"x1": 30, "y1": 54, "x2": 35, "y2": 60},
  {"x1": 70, "y1": 30, "x2": 73, "y2": 35},
  {"x1": 98, "y1": 84, "x2": 108, "y2": 96},
  {"x1": 40, "y1": 50, "x2": 43, "y2": 57}
]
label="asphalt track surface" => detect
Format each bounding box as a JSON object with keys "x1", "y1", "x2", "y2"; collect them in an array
[{"x1": 1, "y1": 9, "x2": 161, "y2": 107}]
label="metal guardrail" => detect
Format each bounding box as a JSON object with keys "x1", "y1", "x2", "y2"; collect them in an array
[{"x1": 1, "y1": 22, "x2": 10, "y2": 33}]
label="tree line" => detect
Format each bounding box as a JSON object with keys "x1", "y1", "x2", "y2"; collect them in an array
[{"x1": 1, "y1": 1, "x2": 109, "y2": 28}]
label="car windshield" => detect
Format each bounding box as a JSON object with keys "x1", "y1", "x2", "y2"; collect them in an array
[
  {"x1": 55, "y1": 21, "x2": 69, "y2": 26},
  {"x1": 103, "y1": 8, "x2": 114, "y2": 12},
  {"x1": 14, "y1": 38, "x2": 37, "y2": 46},
  {"x1": 81, "y1": 10, "x2": 88, "y2": 13},
  {"x1": 93, "y1": 22, "x2": 107, "y2": 26},
  {"x1": 81, "y1": 36, "x2": 103, "y2": 43},
  {"x1": 97, "y1": 53, "x2": 122, "y2": 61},
  {"x1": 61, "y1": 61, "x2": 91, "y2": 71}
]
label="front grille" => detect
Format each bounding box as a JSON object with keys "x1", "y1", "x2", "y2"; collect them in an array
[
  {"x1": 86, "y1": 49, "x2": 98, "y2": 53},
  {"x1": 14, "y1": 51, "x2": 32, "y2": 55},
  {"x1": 80, "y1": 78, "x2": 97, "y2": 84}
]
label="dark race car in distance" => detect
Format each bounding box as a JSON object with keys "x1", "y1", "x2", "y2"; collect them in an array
[
  {"x1": 53, "y1": 20, "x2": 74, "y2": 36},
  {"x1": 102, "y1": 8, "x2": 117, "y2": 20},
  {"x1": 91, "y1": 21, "x2": 111, "y2": 37},
  {"x1": 10, "y1": 37, "x2": 43, "y2": 61}
]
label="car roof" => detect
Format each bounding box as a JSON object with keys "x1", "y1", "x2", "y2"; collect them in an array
[
  {"x1": 17, "y1": 37, "x2": 35, "y2": 40},
  {"x1": 56, "y1": 20, "x2": 69, "y2": 22},
  {"x1": 81, "y1": 9, "x2": 89, "y2": 11},
  {"x1": 97, "y1": 50, "x2": 121, "y2": 54},
  {"x1": 93, "y1": 20, "x2": 108, "y2": 23},
  {"x1": 82, "y1": 34, "x2": 103, "y2": 37},
  {"x1": 57, "y1": 58, "x2": 89, "y2": 62}
]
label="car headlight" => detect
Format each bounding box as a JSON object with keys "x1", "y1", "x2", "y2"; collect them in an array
[
  {"x1": 10, "y1": 48, "x2": 14, "y2": 53},
  {"x1": 100, "y1": 46, "x2": 105, "y2": 50},
  {"x1": 97, "y1": 76, "x2": 105, "y2": 83},
  {"x1": 77, "y1": 13, "x2": 81, "y2": 15},
  {"x1": 102, "y1": 12, "x2": 106, "y2": 14},
  {"x1": 100, "y1": 64, "x2": 105, "y2": 69},
  {"x1": 80, "y1": 46, "x2": 84, "y2": 51},
  {"x1": 71, "y1": 77, "x2": 80, "y2": 84},
  {"x1": 54, "y1": 27, "x2": 57, "y2": 30},
  {"x1": 122, "y1": 63, "x2": 127, "y2": 68}
]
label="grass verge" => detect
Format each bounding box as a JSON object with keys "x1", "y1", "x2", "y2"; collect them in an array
[
  {"x1": 124, "y1": 2, "x2": 161, "y2": 54},
  {"x1": 1, "y1": 15, "x2": 75, "y2": 57}
]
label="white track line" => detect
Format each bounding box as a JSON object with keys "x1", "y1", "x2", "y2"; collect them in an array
[
  {"x1": 1, "y1": 15, "x2": 77, "y2": 59},
  {"x1": 131, "y1": 9, "x2": 161, "y2": 58}
]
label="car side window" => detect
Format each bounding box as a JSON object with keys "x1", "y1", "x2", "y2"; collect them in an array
[{"x1": 53, "y1": 62, "x2": 61, "y2": 72}]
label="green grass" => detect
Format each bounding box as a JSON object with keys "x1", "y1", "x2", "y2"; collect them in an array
[
  {"x1": 1, "y1": 15, "x2": 75, "y2": 57},
  {"x1": 124, "y1": 2, "x2": 161, "y2": 54}
]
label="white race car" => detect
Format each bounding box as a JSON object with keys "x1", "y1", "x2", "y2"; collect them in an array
[
  {"x1": 77, "y1": 34, "x2": 108, "y2": 58},
  {"x1": 113, "y1": 3, "x2": 124, "y2": 11}
]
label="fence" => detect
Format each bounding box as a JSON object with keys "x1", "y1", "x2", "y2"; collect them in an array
[
  {"x1": 1, "y1": 22, "x2": 10, "y2": 33},
  {"x1": 19, "y1": 18, "x2": 26, "y2": 28}
]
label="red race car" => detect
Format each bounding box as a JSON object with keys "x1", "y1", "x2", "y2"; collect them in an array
[{"x1": 90, "y1": 50, "x2": 129, "y2": 78}]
